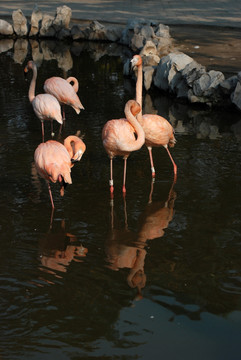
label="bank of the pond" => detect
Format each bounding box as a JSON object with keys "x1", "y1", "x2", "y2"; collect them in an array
[{"x1": 0, "y1": 1, "x2": 241, "y2": 112}]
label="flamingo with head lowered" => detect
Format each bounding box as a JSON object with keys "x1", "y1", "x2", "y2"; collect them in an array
[
  {"x1": 44, "y1": 76, "x2": 84, "y2": 121},
  {"x1": 34, "y1": 135, "x2": 86, "y2": 208},
  {"x1": 102, "y1": 99, "x2": 145, "y2": 195},
  {"x1": 24, "y1": 60, "x2": 63, "y2": 142},
  {"x1": 131, "y1": 55, "x2": 177, "y2": 180}
]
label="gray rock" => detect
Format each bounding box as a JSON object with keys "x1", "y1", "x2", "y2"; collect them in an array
[
  {"x1": 143, "y1": 66, "x2": 155, "y2": 90},
  {"x1": 29, "y1": 5, "x2": 42, "y2": 37},
  {"x1": 57, "y1": 28, "x2": 71, "y2": 40},
  {"x1": 0, "y1": 19, "x2": 14, "y2": 36},
  {"x1": 131, "y1": 33, "x2": 144, "y2": 51},
  {"x1": 155, "y1": 23, "x2": 171, "y2": 38},
  {"x1": 231, "y1": 81, "x2": 241, "y2": 111},
  {"x1": 71, "y1": 24, "x2": 86, "y2": 40},
  {"x1": 220, "y1": 75, "x2": 238, "y2": 95},
  {"x1": 105, "y1": 25, "x2": 123, "y2": 42},
  {"x1": 53, "y1": 5, "x2": 72, "y2": 31},
  {"x1": 12, "y1": 9, "x2": 28, "y2": 36},
  {"x1": 154, "y1": 52, "x2": 193, "y2": 92},
  {"x1": 193, "y1": 70, "x2": 225, "y2": 97},
  {"x1": 181, "y1": 61, "x2": 206, "y2": 86},
  {"x1": 39, "y1": 14, "x2": 55, "y2": 37}
]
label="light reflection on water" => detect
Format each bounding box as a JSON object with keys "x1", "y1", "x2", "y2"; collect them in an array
[{"x1": 0, "y1": 38, "x2": 241, "y2": 360}]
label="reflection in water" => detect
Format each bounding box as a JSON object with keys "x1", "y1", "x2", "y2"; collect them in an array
[
  {"x1": 1, "y1": 37, "x2": 241, "y2": 360},
  {"x1": 39, "y1": 218, "x2": 88, "y2": 280},
  {"x1": 105, "y1": 180, "x2": 176, "y2": 300}
]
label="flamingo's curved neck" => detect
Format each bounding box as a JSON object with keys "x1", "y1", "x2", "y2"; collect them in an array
[
  {"x1": 67, "y1": 77, "x2": 79, "y2": 93},
  {"x1": 29, "y1": 63, "x2": 37, "y2": 103},
  {"x1": 125, "y1": 103, "x2": 145, "y2": 151},
  {"x1": 64, "y1": 136, "x2": 85, "y2": 160},
  {"x1": 136, "y1": 62, "x2": 143, "y2": 121}
]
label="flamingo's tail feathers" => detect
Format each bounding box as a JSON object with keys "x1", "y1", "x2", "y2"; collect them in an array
[
  {"x1": 56, "y1": 114, "x2": 63, "y2": 124},
  {"x1": 72, "y1": 101, "x2": 85, "y2": 114},
  {"x1": 169, "y1": 135, "x2": 176, "y2": 148}
]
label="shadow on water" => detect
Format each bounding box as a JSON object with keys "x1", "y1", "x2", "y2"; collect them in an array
[{"x1": 0, "y1": 37, "x2": 241, "y2": 360}]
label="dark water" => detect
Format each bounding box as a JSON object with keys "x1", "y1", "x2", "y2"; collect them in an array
[{"x1": 0, "y1": 38, "x2": 241, "y2": 360}]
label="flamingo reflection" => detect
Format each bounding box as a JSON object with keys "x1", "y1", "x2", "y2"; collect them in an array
[
  {"x1": 105, "y1": 197, "x2": 147, "y2": 300},
  {"x1": 137, "y1": 179, "x2": 176, "y2": 243},
  {"x1": 105, "y1": 179, "x2": 176, "y2": 300},
  {"x1": 39, "y1": 218, "x2": 87, "y2": 279}
]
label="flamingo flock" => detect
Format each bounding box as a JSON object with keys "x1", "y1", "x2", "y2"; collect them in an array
[{"x1": 24, "y1": 55, "x2": 177, "y2": 208}]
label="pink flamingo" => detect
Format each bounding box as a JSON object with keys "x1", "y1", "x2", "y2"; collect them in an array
[
  {"x1": 34, "y1": 135, "x2": 86, "y2": 208},
  {"x1": 131, "y1": 55, "x2": 177, "y2": 179},
  {"x1": 24, "y1": 61, "x2": 63, "y2": 142},
  {"x1": 44, "y1": 76, "x2": 84, "y2": 120},
  {"x1": 102, "y1": 99, "x2": 145, "y2": 194}
]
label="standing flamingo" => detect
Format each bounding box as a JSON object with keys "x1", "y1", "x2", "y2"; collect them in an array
[
  {"x1": 44, "y1": 76, "x2": 84, "y2": 121},
  {"x1": 34, "y1": 135, "x2": 86, "y2": 208},
  {"x1": 131, "y1": 55, "x2": 177, "y2": 179},
  {"x1": 102, "y1": 99, "x2": 145, "y2": 194},
  {"x1": 24, "y1": 60, "x2": 63, "y2": 142}
]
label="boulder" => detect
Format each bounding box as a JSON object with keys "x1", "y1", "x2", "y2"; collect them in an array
[
  {"x1": 39, "y1": 14, "x2": 56, "y2": 37},
  {"x1": 193, "y1": 70, "x2": 225, "y2": 97},
  {"x1": 71, "y1": 24, "x2": 86, "y2": 40},
  {"x1": 231, "y1": 80, "x2": 241, "y2": 111},
  {"x1": 12, "y1": 9, "x2": 28, "y2": 36},
  {"x1": 29, "y1": 5, "x2": 43, "y2": 37},
  {"x1": 0, "y1": 19, "x2": 14, "y2": 36},
  {"x1": 53, "y1": 5, "x2": 72, "y2": 31},
  {"x1": 154, "y1": 52, "x2": 193, "y2": 92}
]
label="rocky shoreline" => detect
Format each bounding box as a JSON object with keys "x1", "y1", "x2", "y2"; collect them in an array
[{"x1": 0, "y1": 4, "x2": 241, "y2": 112}]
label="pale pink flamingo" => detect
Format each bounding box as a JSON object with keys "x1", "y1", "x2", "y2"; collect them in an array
[
  {"x1": 24, "y1": 60, "x2": 63, "y2": 142},
  {"x1": 44, "y1": 76, "x2": 84, "y2": 121},
  {"x1": 34, "y1": 135, "x2": 86, "y2": 208},
  {"x1": 131, "y1": 55, "x2": 177, "y2": 179},
  {"x1": 102, "y1": 99, "x2": 145, "y2": 194}
]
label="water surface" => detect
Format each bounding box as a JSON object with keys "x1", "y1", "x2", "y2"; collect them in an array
[{"x1": 0, "y1": 38, "x2": 241, "y2": 360}]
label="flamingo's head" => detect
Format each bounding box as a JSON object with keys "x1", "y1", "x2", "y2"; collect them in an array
[{"x1": 130, "y1": 55, "x2": 142, "y2": 70}]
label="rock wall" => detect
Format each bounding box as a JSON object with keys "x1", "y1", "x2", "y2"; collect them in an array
[{"x1": 0, "y1": 5, "x2": 241, "y2": 112}]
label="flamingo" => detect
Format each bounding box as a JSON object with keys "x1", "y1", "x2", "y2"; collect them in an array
[
  {"x1": 34, "y1": 135, "x2": 86, "y2": 208},
  {"x1": 44, "y1": 76, "x2": 84, "y2": 121},
  {"x1": 102, "y1": 99, "x2": 145, "y2": 194},
  {"x1": 24, "y1": 60, "x2": 63, "y2": 142},
  {"x1": 131, "y1": 55, "x2": 177, "y2": 179}
]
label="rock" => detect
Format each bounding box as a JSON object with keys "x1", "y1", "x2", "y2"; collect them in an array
[
  {"x1": 154, "y1": 52, "x2": 193, "y2": 92},
  {"x1": 0, "y1": 19, "x2": 14, "y2": 36},
  {"x1": 181, "y1": 60, "x2": 206, "y2": 86},
  {"x1": 131, "y1": 33, "x2": 144, "y2": 51},
  {"x1": 220, "y1": 75, "x2": 238, "y2": 95},
  {"x1": 57, "y1": 28, "x2": 71, "y2": 40},
  {"x1": 155, "y1": 24, "x2": 171, "y2": 38},
  {"x1": 193, "y1": 70, "x2": 225, "y2": 97},
  {"x1": 143, "y1": 66, "x2": 155, "y2": 90},
  {"x1": 29, "y1": 5, "x2": 42, "y2": 37},
  {"x1": 39, "y1": 14, "x2": 56, "y2": 37},
  {"x1": 140, "y1": 25, "x2": 155, "y2": 39},
  {"x1": 105, "y1": 25, "x2": 123, "y2": 42},
  {"x1": 231, "y1": 81, "x2": 241, "y2": 111},
  {"x1": 88, "y1": 20, "x2": 106, "y2": 41},
  {"x1": 140, "y1": 40, "x2": 158, "y2": 56},
  {"x1": 53, "y1": 5, "x2": 72, "y2": 31},
  {"x1": 12, "y1": 9, "x2": 28, "y2": 36},
  {"x1": 71, "y1": 24, "x2": 86, "y2": 40}
]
